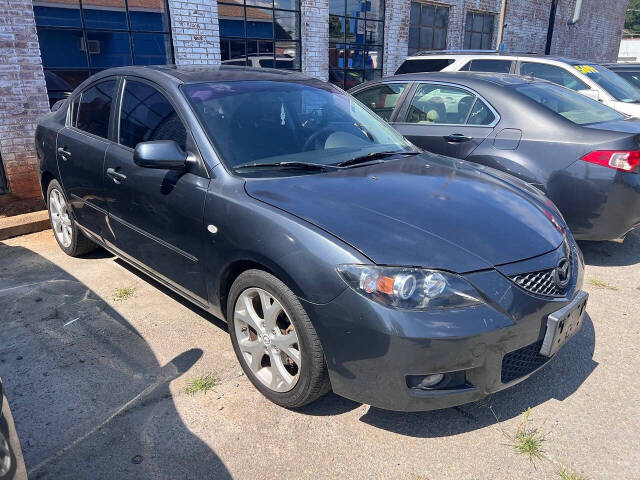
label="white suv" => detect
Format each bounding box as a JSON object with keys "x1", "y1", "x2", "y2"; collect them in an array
[{"x1": 396, "y1": 51, "x2": 640, "y2": 117}]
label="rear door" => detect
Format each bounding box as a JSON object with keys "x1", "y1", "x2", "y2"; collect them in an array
[
  {"x1": 392, "y1": 82, "x2": 497, "y2": 158},
  {"x1": 56, "y1": 78, "x2": 118, "y2": 238},
  {"x1": 103, "y1": 77, "x2": 209, "y2": 304}
]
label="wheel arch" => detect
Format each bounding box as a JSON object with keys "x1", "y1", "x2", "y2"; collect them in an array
[{"x1": 40, "y1": 170, "x2": 56, "y2": 200}]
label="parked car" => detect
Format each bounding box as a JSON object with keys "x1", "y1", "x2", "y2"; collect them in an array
[
  {"x1": 603, "y1": 63, "x2": 640, "y2": 92},
  {"x1": 0, "y1": 379, "x2": 27, "y2": 480},
  {"x1": 350, "y1": 72, "x2": 640, "y2": 241},
  {"x1": 395, "y1": 51, "x2": 640, "y2": 117},
  {"x1": 36, "y1": 66, "x2": 587, "y2": 412}
]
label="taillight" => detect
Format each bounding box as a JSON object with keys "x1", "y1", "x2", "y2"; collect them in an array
[{"x1": 580, "y1": 150, "x2": 640, "y2": 172}]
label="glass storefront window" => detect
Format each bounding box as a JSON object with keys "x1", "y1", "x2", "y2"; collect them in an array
[
  {"x1": 218, "y1": 0, "x2": 301, "y2": 70},
  {"x1": 34, "y1": 0, "x2": 174, "y2": 107},
  {"x1": 329, "y1": 0, "x2": 384, "y2": 90}
]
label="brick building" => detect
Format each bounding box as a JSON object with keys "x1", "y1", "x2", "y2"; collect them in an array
[{"x1": 0, "y1": 0, "x2": 629, "y2": 198}]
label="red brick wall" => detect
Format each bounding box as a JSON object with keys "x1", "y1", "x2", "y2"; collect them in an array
[{"x1": 0, "y1": 0, "x2": 49, "y2": 199}]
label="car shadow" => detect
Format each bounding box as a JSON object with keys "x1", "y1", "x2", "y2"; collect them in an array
[
  {"x1": 578, "y1": 229, "x2": 640, "y2": 267},
  {"x1": 0, "y1": 242, "x2": 232, "y2": 480}
]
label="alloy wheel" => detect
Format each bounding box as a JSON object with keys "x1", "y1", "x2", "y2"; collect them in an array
[
  {"x1": 49, "y1": 188, "x2": 73, "y2": 248},
  {"x1": 234, "y1": 288, "x2": 301, "y2": 392}
]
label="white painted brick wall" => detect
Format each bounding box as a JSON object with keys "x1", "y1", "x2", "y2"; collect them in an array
[
  {"x1": 167, "y1": 0, "x2": 221, "y2": 65},
  {"x1": 301, "y1": 0, "x2": 329, "y2": 79}
]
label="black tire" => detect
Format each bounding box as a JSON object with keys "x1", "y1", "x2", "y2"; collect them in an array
[
  {"x1": 46, "y1": 180, "x2": 97, "y2": 257},
  {"x1": 227, "y1": 269, "x2": 331, "y2": 408}
]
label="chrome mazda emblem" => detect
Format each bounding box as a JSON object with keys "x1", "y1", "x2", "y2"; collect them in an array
[{"x1": 554, "y1": 258, "x2": 571, "y2": 288}]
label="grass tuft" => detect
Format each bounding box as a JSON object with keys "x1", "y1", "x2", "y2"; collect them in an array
[
  {"x1": 557, "y1": 465, "x2": 587, "y2": 480},
  {"x1": 511, "y1": 408, "x2": 545, "y2": 461},
  {"x1": 185, "y1": 372, "x2": 220, "y2": 396},
  {"x1": 113, "y1": 287, "x2": 135, "y2": 302},
  {"x1": 588, "y1": 278, "x2": 618, "y2": 290}
]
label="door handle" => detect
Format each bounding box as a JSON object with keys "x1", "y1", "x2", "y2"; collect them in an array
[
  {"x1": 444, "y1": 134, "x2": 473, "y2": 143},
  {"x1": 57, "y1": 147, "x2": 71, "y2": 160},
  {"x1": 106, "y1": 167, "x2": 127, "y2": 184}
]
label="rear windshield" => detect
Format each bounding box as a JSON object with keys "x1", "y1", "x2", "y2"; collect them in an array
[
  {"x1": 395, "y1": 58, "x2": 454, "y2": 74},
  {"x1": 573, "y1": 64, "x2": 640, "y2": 103},
  {"x1": 513, "y1": 82, "x2": 625, "y2": 125}
]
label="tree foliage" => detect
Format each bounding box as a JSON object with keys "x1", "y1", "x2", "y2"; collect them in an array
[{"x1": 625, "y1": 0, "x2": 640, "y2": 33}]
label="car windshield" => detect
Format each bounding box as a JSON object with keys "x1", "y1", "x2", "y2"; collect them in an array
[
  {"x1": 183, "y1": 80, "x2": 415, "y2": 174},
  {"x1": 512, "y1": 82, "x2": 626, "y2": 125},
  {"x1": 573, "y1": 64, "x2": 640, "y2": 102}
]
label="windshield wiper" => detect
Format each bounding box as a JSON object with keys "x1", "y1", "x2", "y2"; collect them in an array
[
  {"x1": 337, "y1": 151, "x2": 421, "y2": 168},
  {"x1": 234, "y1": 161, "x2": 340, "y2": 171}
]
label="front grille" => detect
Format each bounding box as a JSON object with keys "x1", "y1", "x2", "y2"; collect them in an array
[
  {"x1": 510, "y1": 269, "x2": 563, "y2": 296},
  {"x1": 501, "y1": 341, "x2": 550, "y2": 384}
]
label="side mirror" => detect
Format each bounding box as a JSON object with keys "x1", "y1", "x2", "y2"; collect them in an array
[
  {"x1": 578, "y1": 89, "x2": 602, "y2": 102},
  {"x1": 133, "y1": 140, "x2": 187, "y2": 169},
  {"x1": 51, "y1": 99, "x2": 66, "y2": 112}
]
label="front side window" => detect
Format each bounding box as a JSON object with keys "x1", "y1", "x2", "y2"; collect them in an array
[
  {"x1": 329, "y1": 0, "x2": 385, "y2": 90},
  {"x1": 408, "y1": 2, "x2": 449, "y2": 54},
  {"x1": 218, "y1": 0, "x2": 301, "y2": 71},
  {"x1": 352, "y1": 83, "x2": 407, "y2": 120},
  {"x1": 34, "y1": 0, "x2": 173, "y2": 107},
  {"x1": 184, "y1": 80, "x2": 414, "y2": 172},
  {"x1": 74, "y1": 80, "x2": 117, "y2": 138},
  {"x1": 461, "y1": 59, "x2": 512, "y2": 73},
  {"x1": 572, "y1": 64, "x2": 640, "y2": 103},
  {"x1": 463, "y1": 11, "x2": 495, "y2": 49},
  {"x1": 119, "y1": 81, "x2": 187, "y2": 150},
  {"x1": 520, "y1": 62, "x2": 588, "y2": 91},
  {"x1": 513, "y1": 82, "x2": 625, "y2": 125},
  {"x1": 404, "y1": 83, "x2": 494, "y2": 125},
  {"x1": 611, "y1": 70, "x2": 640, "y2": 91}
]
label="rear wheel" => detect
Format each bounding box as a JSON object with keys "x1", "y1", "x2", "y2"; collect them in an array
[
  {"x1": 47, "y1": 180, "x2": 97, "y2": 257},
  {"x1": 227, "y1": 270, "x2": 330, "y2": 408}
]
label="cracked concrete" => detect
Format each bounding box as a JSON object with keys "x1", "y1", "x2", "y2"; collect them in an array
[{"x1": 0, "y1": 230, "x2": 638, "y2": 479}]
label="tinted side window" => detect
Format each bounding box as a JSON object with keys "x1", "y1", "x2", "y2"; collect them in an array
[
  {"x1": 614, "y1": 70, "x2": 640, "y2": 90},
  {"x1": 520, "y1": 62, "x2": 588, "y2": 91},
  {"x1": 119, "y1": 80, "x2": 187, "y2": 150},
  {"x1": 467, "y1": 98, "x2": 496, "y2": 125},
  {"x1": 395, "y1": 58, "x2": 454, "y2": 74},
  {"x1": 405, "y1": 83, "x2": 477, "y2": 124},
  {"x1": 353, "y1": 83, "x2": 407, "y2": 121},
  {"x1": 74, "y1": 80, "x2": 116, "y2": 138},
  {"x1": 462, "y1": 59, "x2": 512, "y2": 73}
]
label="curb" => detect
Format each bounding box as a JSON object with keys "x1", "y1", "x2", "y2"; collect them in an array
[{"x1": 0, "y1": 210, "x2": 50, "y2": 241}]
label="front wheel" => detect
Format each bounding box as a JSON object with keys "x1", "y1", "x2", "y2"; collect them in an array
[
  {"x1": 227, "y1": 270, "x2": 330, "y2": 408},
  {"x1": 47, "y1": 180, "x2": 97, "y2": 257}
]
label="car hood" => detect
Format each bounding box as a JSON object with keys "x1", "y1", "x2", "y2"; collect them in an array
[{"x1": 244, "y1": 154, "x2": 565, "y2": 272}]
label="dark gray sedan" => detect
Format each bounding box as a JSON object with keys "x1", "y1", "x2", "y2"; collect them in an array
[
  {"x1": 350, "y1": 72, "x2": 640, "y2": 241},
  {"x1": 36, "y1": 66, "x2": 587, "y2": 411}
]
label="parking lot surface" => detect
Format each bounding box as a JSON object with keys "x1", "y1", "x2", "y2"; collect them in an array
[{"x1": 1, "y1": 230, "x2": 639, "y2": 479}]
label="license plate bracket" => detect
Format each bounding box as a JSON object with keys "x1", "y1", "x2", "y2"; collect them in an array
[{"x1": 540, "y1": 291, "x2": 588, "y2": 357}]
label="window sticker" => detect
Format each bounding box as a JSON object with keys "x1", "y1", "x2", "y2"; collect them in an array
[{"x1": 574, "y1": 65, "x2": 598, "y2": 75}]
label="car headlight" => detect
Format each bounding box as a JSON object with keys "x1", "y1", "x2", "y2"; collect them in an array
[{"x1": 336, "y1": 265, "x2": 483, "y2": 310}]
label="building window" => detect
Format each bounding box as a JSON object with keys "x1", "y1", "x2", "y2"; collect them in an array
[
  {"x1": 218, "y1": 0, "x2": 301, "y2": 70},
  {"x1": 464, "y1": 11, "x2": 495, "y2": 50},
  {"x1": 34, "y1": 0, "x2": 173, "y2": 107},
  {"x1": 408, "y1": 2, "x2": 449, "y2": 55},
  {"x1": 329, "y1": 0, "x2": 384, "y2": 90}
]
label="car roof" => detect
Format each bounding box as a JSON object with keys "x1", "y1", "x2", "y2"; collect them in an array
[
  {"x1": 405, "y1": 50, "x2": 590, "y2": 65},
  {"x1": 91, "y1": 64, "x2": 312, "y2": 84},
  {"x1": 373, "y1": 71, "x2": 547, "y2": 88},
  {"x1": 602, "y1": 63, "x2": 640, "y2": 69}
]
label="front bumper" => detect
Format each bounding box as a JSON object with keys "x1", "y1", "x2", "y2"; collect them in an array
[{"x1": 303, "y1": 244, "x2": 585, "y2": 412}]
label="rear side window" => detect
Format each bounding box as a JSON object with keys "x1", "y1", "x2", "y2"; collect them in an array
[
  {"x1": 74, "y1": 80, "x2": 116, "y2": 138},
  {"x1": 513, "y1": 82, "x2": 624, "y2": 125},
  {"x1": 119, "y1": 80, "x2": 187, "y2": 150},
  {"x1": 520, "y1": 62, "x2": 588, "y2": 91},
  {"x1": 395, "y1": 58, "x2": 454, "y2": 74},
  {"x1": 352, "y1": 83, "x2": 407, "y2": 121},
  {"x1": 404, "y1": 83, "x2": 495, "y2": 125},
  {"x1": 460, "y1": 59, "x2": 512, "y2": 73}
]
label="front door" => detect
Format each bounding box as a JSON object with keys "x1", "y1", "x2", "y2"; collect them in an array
[
  {"x1": 393, "y1": 82, "x2": 495, "y2": 159},
  {"x1": 56, "y1": 78, "x2": 118, "y2": 237},
  {"x1": 103, "y1": 78, "x2": 209, "y2": 304}
]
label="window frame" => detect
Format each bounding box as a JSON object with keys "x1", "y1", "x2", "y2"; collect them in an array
[
  {"x1": 394, "y1": 81, "x2": 500, "y2": 127},
  {"x1": 66, "y1": 76, "x2": 120, "y2": 141},
  {"x1": 463, "y1": 10, "x2": 496, "y2": 50},
  {"x1": 218, "y1": 0, "x2": 302, "y2": 71},
  {"x1": 350, "y1": 81, "x2": 411, "y2": 121},
  {"x1": 408, "y1": 1, "x2": 450, "y2": 54}
]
